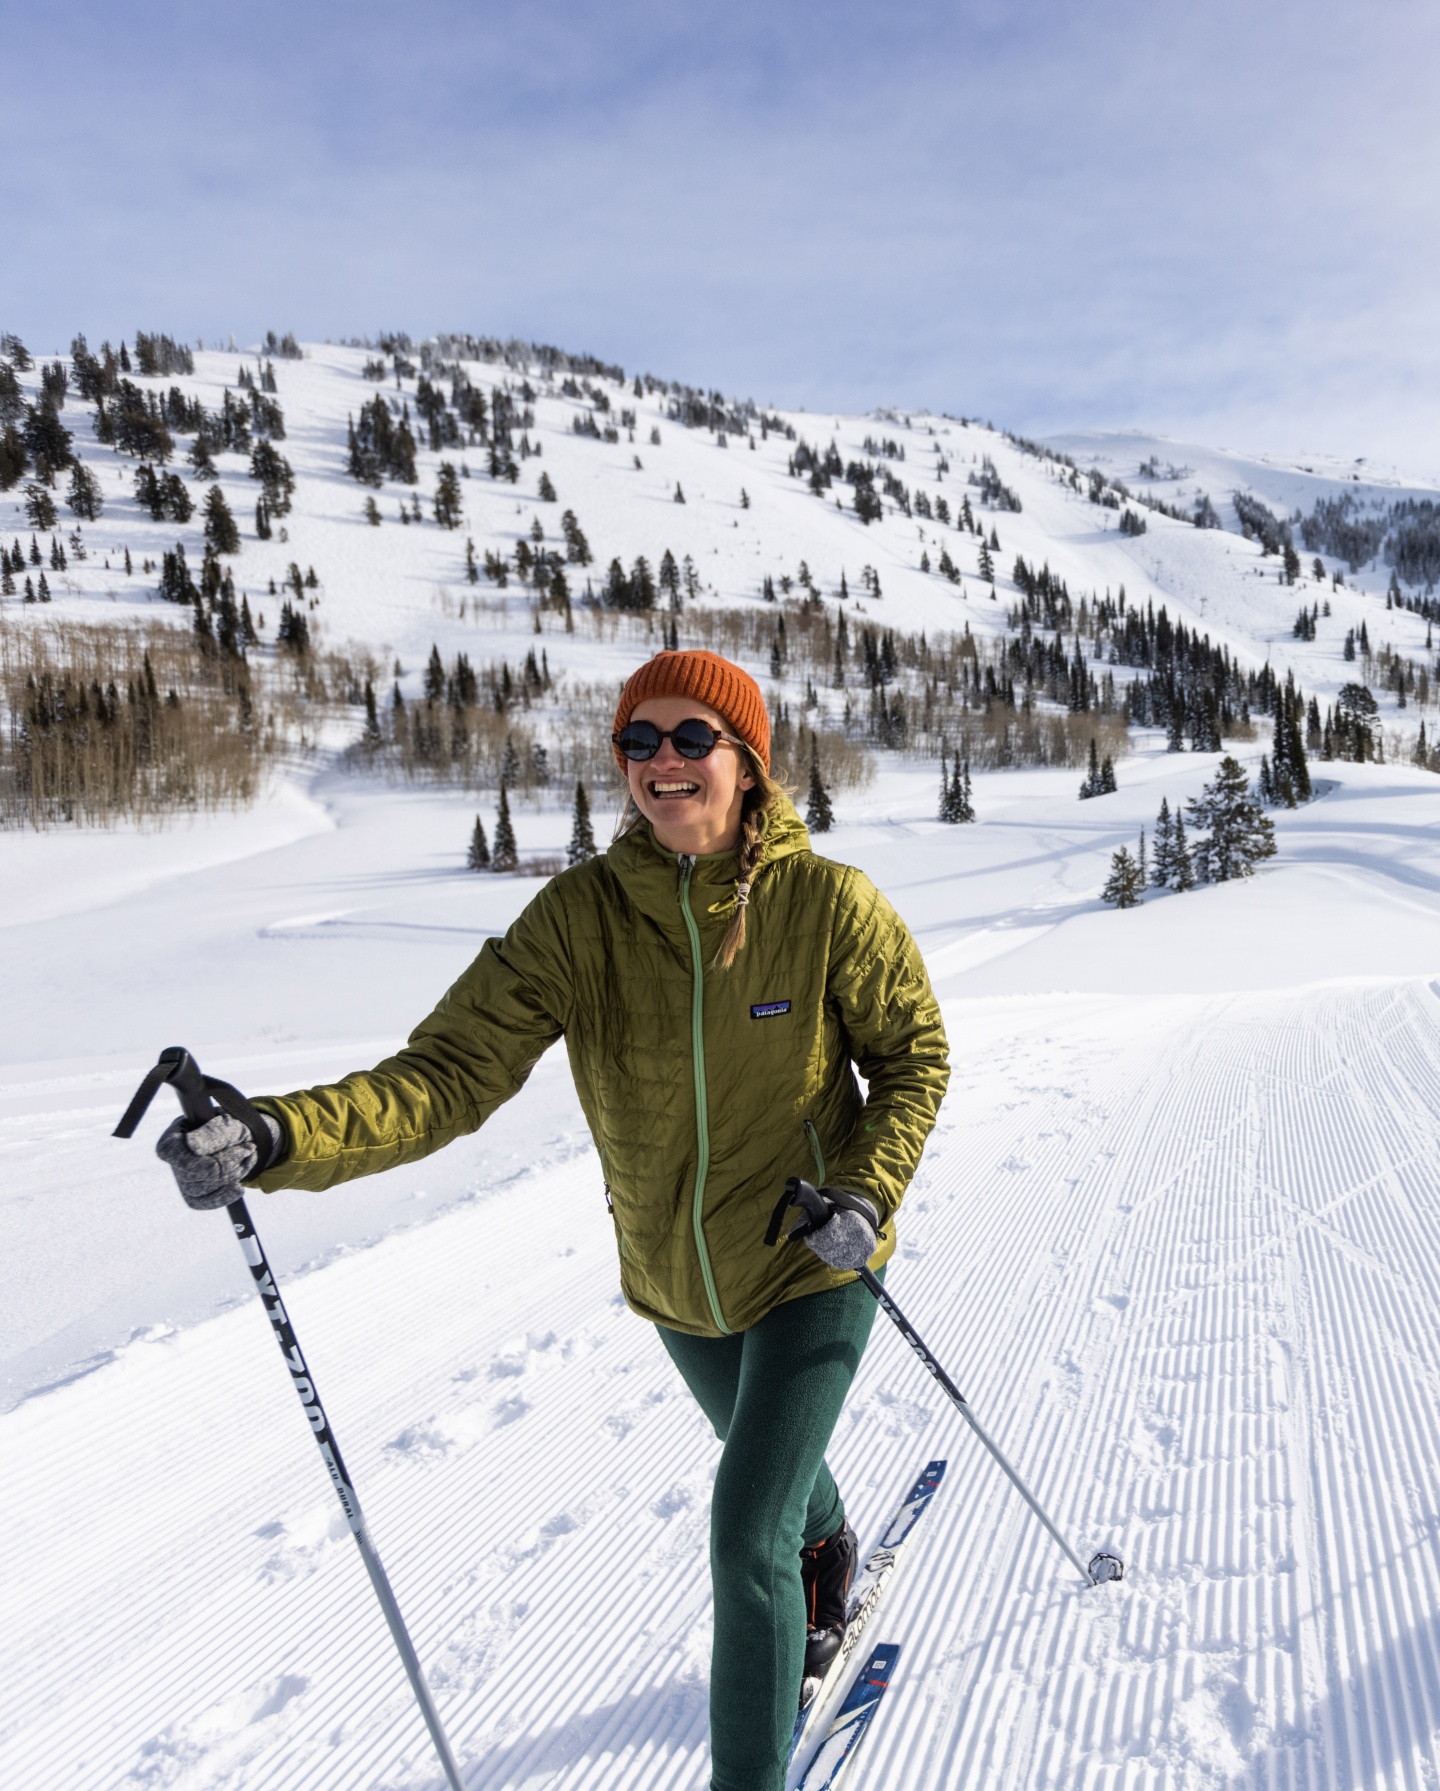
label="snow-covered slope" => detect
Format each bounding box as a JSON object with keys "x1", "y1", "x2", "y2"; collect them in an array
[
  {"x1": 6, "y1": 337, "x2": 1440, "y2": 1790},
  {"x1": 8, "y1": 337, "x2": 1438, "y2": 734}
]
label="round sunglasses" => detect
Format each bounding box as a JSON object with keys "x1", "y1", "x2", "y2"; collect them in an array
[{"x1": 613, "y1": 718, "x2": 744, "y2": 762}]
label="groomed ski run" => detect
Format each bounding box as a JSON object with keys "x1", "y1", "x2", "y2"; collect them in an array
[{"x1": 10, "y1": 959, "x2": 1440, "y2": 1785}]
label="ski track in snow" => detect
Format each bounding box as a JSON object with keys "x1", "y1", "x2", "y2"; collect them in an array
[{"x1": 8, "y1": 981, "x2": 1440, "y2": 1787}]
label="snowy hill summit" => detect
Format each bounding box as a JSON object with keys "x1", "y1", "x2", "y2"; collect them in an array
[{"x1": 4, "y1": 325, "x2": 1440, "y2": 822}]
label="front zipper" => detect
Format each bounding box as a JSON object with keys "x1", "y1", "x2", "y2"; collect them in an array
[
  {"x1": 804, "y1": 1118, "x2": 826, "y2": 1185},
  {"x1": 678, "y1": 854, "x2": 730, "y2": 1334}
]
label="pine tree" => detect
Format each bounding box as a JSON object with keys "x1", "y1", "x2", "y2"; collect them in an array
[
  {"x1": 203, "y1": 485, "x2": 241, "y2": 553},
  {"x1": 1100, "y1": 754, "x2": 1117, "y2": 794},
  {"x1": 938, "y1": 749, "x2": 955, "y2": 822},
  {"x1": 361, "y1": 680, "x2": 382, "y2": 748},
  {"x1": 434, "y1": 460, "x2": 463, "y2": 529},
  {"x1": 674, "y1": 481, "x2": 686, "y2": 504},
  {"x1": 364, "y1": 495, "x2": 381, "y2": 525},
  {"x1": 66, "y1": 461, "x2": 102, "y2": 520},
  {"x1": 538, "y1": 471, "x2": 557, "y2": 502},
  {"x1": 1151, "y1": 798, "x2": 1174, "y2": 886},
  {"x1": 255, "y1": 499, "x2": 271, "y2": 540},
  {"x1": 805, "y1": 747, "x2": 835, "y2": 833},
  {"x1": 1172, "y1": 812, "x2": 1196, "y2": 890},
  {"x1": 568, "y1": 780, "x2": 597, "y2": 865},
  {"x1": 954, "y1": 757, "x2": 975, "y2": 822},
  {"x1": 1187, "y1": 756, "x2": 1276, "y2": 883},
  {"x1": 1079, "y1": 737, "x2": 1102, "y2": 799},
  {"x1": 1137, "y1": 827, "x2": 1148, "y2": 886},
  {"x1": 1101, "y1": 847, "x2": 1144, "y2": 908},
  {"x1": 24, "y1": 484, "x2": 57, "y2": 531},
  {"x1": 492, "y1": 785, "x2": 519, "y2": 871},
  {"x1": 466, "y1": 815, "x2": 491, "y2": 870}
]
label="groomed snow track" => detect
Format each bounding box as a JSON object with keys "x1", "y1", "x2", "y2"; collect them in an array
[{"x1": 8, "y1": 979, "x2": 1440, "y2": 1789}]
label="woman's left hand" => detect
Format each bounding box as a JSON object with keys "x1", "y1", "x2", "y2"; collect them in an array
[{"x1": 801, "y1": 1189, "x2": 880, "y2": 1271}]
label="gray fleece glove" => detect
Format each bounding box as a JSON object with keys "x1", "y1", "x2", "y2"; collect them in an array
[
  {"x1": 802, "y1": 1191, "x2": 881, "y2": 1271},
  {"x1": 156, "y1": 1111, "x2": 283, "y2": 1210}
]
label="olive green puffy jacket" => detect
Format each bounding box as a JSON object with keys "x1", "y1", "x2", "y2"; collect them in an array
[{"x1": 251, "y1": 799, "x2": 949, "y2": 1336}]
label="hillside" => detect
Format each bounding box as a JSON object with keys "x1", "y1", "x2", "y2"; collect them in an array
[{"x1": 4, "y1": 330, "x2": 1439, "y2": 801}]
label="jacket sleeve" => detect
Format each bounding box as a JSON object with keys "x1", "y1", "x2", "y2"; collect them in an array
[
  {"x1": 249, "y1": 878, "x2": 574, "y2": 1193},
  {"x1": 823, "y1": 868, "x2": 949, "y2": 1224}
]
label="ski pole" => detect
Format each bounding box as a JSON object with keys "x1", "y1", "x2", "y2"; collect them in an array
[
  {"x1": 773, "y1": 1179, "x2": 1123, "y2": 1589},
  {"x1": 115, "y1": 1047, "x2": 466, "y2": 1791}
]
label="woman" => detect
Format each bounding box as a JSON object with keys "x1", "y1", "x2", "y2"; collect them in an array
[{"x1": 158, "y1": 648, "x2": 950, "y2": 1791}]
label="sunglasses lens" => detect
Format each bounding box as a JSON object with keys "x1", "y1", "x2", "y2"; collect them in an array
[
  {"x1": 672, "y1": 720, "x2": 718, "y2": 759},
  {"x1": 618, "y1": 723, "x2": 661, "y2": 760}
]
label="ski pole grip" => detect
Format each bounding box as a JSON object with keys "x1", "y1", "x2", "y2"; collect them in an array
[{"x1": 159, "y1": 1047, "x2": 220, "y2": 1126}]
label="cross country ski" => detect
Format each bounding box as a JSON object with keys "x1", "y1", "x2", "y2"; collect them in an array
[
  {"x1": 789, "y1": 1459, "x2": 946, "y2": 1772},
  {"x1": 795, "y1": 1642, "x2": 902, "y2": 1790}
]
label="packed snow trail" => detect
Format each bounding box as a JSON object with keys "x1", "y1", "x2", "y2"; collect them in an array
[{"x1": 7, "y1": 977, "x2": 1440, "y2": 1787}]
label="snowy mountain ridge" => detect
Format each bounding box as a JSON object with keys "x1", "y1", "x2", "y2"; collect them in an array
[{"x1": 4, "y1": 331, "x2": 1439, "y2": 765}]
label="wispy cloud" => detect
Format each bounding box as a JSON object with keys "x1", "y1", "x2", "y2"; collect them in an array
[{"x1": 3, "y1": 0, "x2": 1437, "y2": 468}]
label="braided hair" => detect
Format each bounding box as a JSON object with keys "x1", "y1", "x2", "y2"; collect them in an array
[{"x1": 712, "y1": 745, "x2": 788, "y2": 970}]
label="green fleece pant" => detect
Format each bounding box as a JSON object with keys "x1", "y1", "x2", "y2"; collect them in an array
[{"x1": 657, "y1": 1271, "x2": 881, "y2": 1791}]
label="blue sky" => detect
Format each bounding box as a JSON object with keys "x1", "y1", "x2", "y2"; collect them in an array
[{"x1": 3, "y1": 0, "x2": 1437, "y2": 469}]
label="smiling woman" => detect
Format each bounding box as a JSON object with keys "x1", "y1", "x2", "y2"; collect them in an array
[{"x1": 154, "y1": 644, "x2": 950, "y2": 1791}]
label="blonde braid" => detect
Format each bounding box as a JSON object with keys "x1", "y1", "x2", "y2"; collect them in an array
[{"x1": 714, "y1": 747, "x2": 789, "y2": 970}]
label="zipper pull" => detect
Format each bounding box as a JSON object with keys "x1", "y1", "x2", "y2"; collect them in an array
[{"x1": 677, "y1": 852, "x2": 694, "y2": 890}]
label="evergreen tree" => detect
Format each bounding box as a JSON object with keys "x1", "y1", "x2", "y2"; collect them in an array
[
  {"x1": 203, "y1": 485, "x2": 240, "y2": 553},
  {"x1": 365, "y1": 495, "x2": 381, "y2": 525},
  {"x1": 953, "y1": 756, "x2": 975, "y2": 822},
  {"x1": 538, "y1": 471, "x2": 557, "y2": 502},
  {"x1": 1172, "y1": 811, "x2": 1196, "y2": 891},
  {"x1": 433, "y1": 460, "x2": 463, "y2": 529},
  {"x1": 1187, "y1": 756, "x2": 1276, "y2": 883},
  {"x1": 492, "y1": 785, "x2": 519, "y2": 871},
  {"x1": 561, "y1": 509, "x2": 592, "y2": 564},
  {"x1": 424, "y1": 644, "x2": 445, "y2": 701},
  {"x1": 1189, "y1": 691, "x2": 1221, "y2": 752},
  {"x1": 1151, "y1": 798, "x2": 1175, "y2": 886},
  {"x1": 1100, "y1": 754, "x2": 1117, "y2": 794},
  {"x1": 568, "y1": 780, "x2": 597, "y2": 865},
  {"x1": 24, "y1": 484, "x2": 57, "y2": 530},
  {"x1": 977, "y1": 540, "x2": 994, "y2": 581},
  {"x1": 659, "y1": 548, "x2": 680, "y2": 606},
  {"x1": 362, "y1": 680, "x2": 382, "y2": 749},
  {"x1": 1079, "y1": 737, "x2": 1103, "y2": 799},
  {"x1": 466, "y1": 815, "x2": 491, "y2": 870},
  {"x1": 805, "y1": 746, "x2": 835, "y2": 833},
  {"x1": 1137, "y1": 827, "x2": 1147, "y2": 886},
  {"x1": 66, "y1": 462, "x2": 102, "y2": 520},
  {"x1": 674, "y1": 481, "x2": 686, "y2": 504},
  {"x1": 938, "y1": 749, "x2": 955, "y2": 822},
  {"x1": 0, "y1": 424, "x2": 25, "y2": 490},
  {"x1": 255, "y1": 499, "x2": 271, "y2": 539},
  {"x1": 188, "y1": 435, "x2": 218, "y2": 480},
  {"x1": 630, "y1": 555, "x2": 657, "y2": 609},
  {"x1": 1101, "y1": 846, "x2": 1144, "y2": 908}
]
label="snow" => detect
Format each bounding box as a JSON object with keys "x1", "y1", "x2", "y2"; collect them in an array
[{"x1": 6, "y1": 340, "x2": 1440, "y2": 1787}]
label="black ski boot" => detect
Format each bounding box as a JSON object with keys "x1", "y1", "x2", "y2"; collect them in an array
[{"x1": 800, "y1": 1518, "x2": 858, "y2": 1685}]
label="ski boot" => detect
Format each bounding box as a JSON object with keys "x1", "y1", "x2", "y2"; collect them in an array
[{"x1": 800, "y1": 1518, "x2": 858, "y2": 1692}]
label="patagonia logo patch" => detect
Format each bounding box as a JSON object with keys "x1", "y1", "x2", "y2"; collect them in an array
[{"x1": 751, "y1": 999, "x2": 791, "y2": 1019}]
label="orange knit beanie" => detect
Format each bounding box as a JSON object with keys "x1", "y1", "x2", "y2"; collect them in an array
[{"x1": 612, "y1": 650, "x2": 771, "y2": 772}]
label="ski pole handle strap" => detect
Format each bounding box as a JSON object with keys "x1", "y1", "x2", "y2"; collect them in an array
[
  {"x1": 113, "y1": 1047, "x2": 286, "y2": 1172},
  {"x1": 764, "y1": 1176, "x2": 874, "y2": 1246}
]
